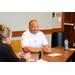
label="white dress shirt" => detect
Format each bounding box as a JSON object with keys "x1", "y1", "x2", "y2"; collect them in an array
[{"x1": 20, "y1": 29, "x2": 48, "y2": 52}]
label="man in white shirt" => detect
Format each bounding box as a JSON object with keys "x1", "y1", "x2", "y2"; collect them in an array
[{"x1": 20, "y1": 20, "x2": 51, "y2": 53}]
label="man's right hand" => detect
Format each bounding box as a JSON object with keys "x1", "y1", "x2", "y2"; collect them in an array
[{"x1": 42, "y1": 45, "x2": 51, "y2": 53}]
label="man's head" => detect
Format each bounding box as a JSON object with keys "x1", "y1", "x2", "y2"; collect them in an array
[{"x1": 29, "y1": 20, "x2": 39, "y2": 34}]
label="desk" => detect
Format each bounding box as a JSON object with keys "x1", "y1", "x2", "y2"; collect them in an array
[{"x1": 30, "y1": 47, "x2": 74, "y2": 62}]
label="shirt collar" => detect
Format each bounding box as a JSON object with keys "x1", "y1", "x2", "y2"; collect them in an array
[{"x1": 29, "y1": 30, "x2": 39, "y2": 37}]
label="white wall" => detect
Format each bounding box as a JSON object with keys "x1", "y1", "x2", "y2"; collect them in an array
[
  {"x1": 0, "y1": 12, "x2": 52, "y2": 31},
  {"x1": 0, "y1": 12, "x2": 62, "y2": 46},
  {"x1": 52, "y1": 12, "x2": 62, "y2": 28}
]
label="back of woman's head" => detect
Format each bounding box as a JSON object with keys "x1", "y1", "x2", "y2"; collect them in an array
[{"x1": 0, "y1": 24, "x2": 11, "y2": 41}]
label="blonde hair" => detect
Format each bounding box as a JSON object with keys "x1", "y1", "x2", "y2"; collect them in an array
[{"x1": 0, "y1": 24, "x2": 11, "y2": 41}]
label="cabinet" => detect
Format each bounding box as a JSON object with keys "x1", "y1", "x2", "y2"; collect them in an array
[
  {"x1": 64, "y1": 12, "x2": 74, "y2": 23},
  {"x1": 64, "y1": 25, "x2": 74, "y2": 47},
  {"x1": 64, "y1": 12, "x2": 74, "y2": 48}
]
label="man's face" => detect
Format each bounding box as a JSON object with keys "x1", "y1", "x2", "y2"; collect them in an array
[{"x1": 29, "y1": 21, "x2": 39, "y2": 34}]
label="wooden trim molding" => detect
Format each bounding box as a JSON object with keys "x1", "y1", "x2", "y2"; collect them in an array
[
  {"x1": 40, "y1": 29, "x2": 53, "y2": 34},
  {"x1": 12, "y1": 29, "x2": 53, "y2": 37},
  {"x1": 12, "y1": 31, "x2": 25, "y2": 37},
  {"x1": 52, "y1": 28, "x2": 62, "y2": 32},
  {"x1": 12, "y1": 28, "x2": 62, "y2": 37},
  {"x1": 62, "y1": 12, "x2": 64, "y2": 32}
]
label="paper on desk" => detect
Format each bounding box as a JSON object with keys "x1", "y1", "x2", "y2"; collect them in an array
[
  {"x1": 28, "y1": 59, "x2": 47, "y2": 62},
  {"x1": 36, "y1": 59, "x2": 47, "y2": 62},
  {"x1": 69, "y1": 48, "x2": 75, "y2": 51},
  {"x1": 48, "y1": 53, "x2": 62, "y2": 57}
]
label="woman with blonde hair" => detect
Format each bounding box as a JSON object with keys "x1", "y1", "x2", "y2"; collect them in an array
[{"x1": 0, "y1": 24, "x2": 31, "y2": 62}]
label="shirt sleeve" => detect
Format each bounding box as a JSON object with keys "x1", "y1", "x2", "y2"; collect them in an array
[
  {"x1": 21, "y1": 32, "x2": 30, "y2": 48},
  {"x1": 41, "y1": 32, "x2": 48, "y2": 46},
  {"x1": 5, "y1": 44, "x2": 26, "y2": 62}
]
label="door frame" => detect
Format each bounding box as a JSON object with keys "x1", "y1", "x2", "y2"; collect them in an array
[{"x1": 62, "y1": 12, "x2": 64, "y2": 32}]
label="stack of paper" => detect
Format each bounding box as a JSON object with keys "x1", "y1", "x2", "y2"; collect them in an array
[
  {"x1": 36, "y1": 59, "x2": 47, "y2": 62},
  {"x1": 48, "y1": 53, "x2": 62, "y2": 57},
  {"x1": 69, "y1": 48, "x2": 75, "y2": 51}
]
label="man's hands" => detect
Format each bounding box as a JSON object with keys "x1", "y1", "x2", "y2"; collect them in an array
[
  {"x1": 42, "y1": 44, "x2": 51, "y2": 53},
  {"x1": 22, "y1": 44, "x2": 51, "y2": 54}
]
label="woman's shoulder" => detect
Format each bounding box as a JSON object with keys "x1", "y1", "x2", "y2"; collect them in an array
[
  {"x1": 0, "y1": 42, "x2": 12, "y2": 52},
  {"x1": 3, "y1": 43, "x2": 12, "y2": 49},
  {"x1": 0, "y1": 42, "x2": 10, "y2": 47}
]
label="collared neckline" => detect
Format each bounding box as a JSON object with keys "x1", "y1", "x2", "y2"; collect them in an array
[{"x1": 30, "y1": 31, "x2": 39, "y2": 37}]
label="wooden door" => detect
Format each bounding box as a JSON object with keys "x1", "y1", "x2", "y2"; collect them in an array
[
  {"x1": 73, "y1": 12, "x2": 75, "y2": 46},
  {"x1": 64, "y1": 12, "x2": 74, "y2": 23},
  {"x1": 64, "y1": 12, "x2": 74, "y2": 48},
  {"x1": 64, "y1": 25, "x2": 74, "y2": 47}
]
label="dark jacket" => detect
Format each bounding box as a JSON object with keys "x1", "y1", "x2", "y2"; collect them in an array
[{"x1": 0, "y1": 41, "x2": 26, "y2": 62}]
